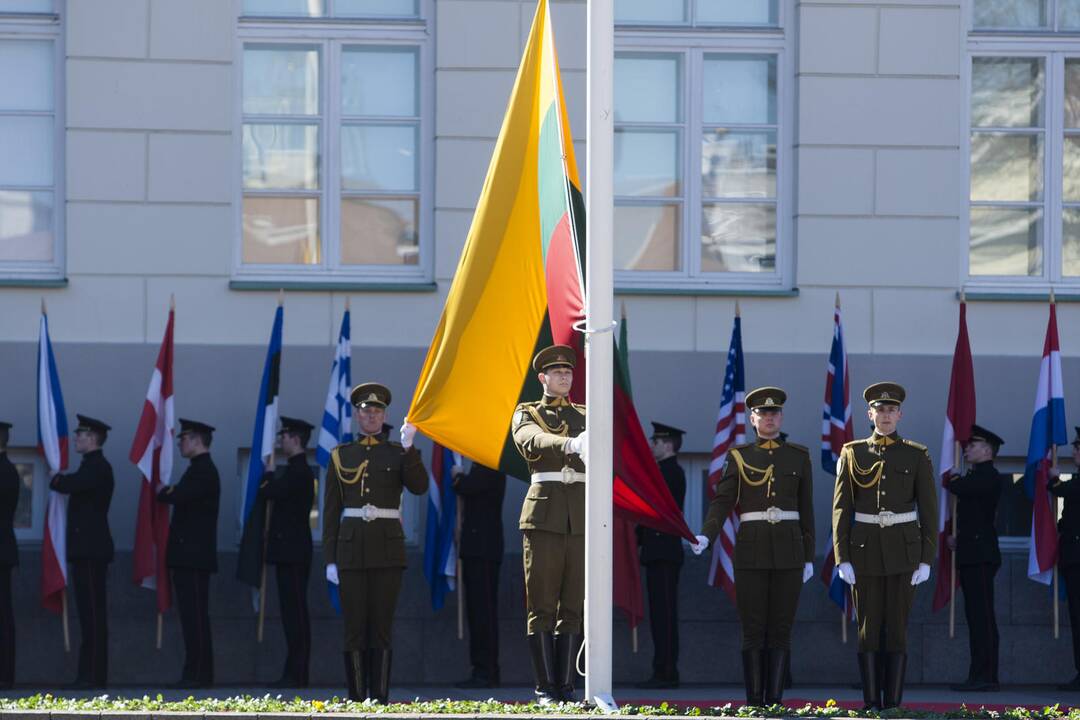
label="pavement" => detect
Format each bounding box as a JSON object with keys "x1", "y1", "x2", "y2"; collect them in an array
[{"x1": 0, "y1": 684, "x2": 1074, "y2": 712}]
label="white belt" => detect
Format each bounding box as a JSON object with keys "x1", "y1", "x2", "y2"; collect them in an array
[
  {"x1": 855, "y1": 510, "x2": 917, "y2": 528},
  {"x1": 740, "y1": 507, "x2": 800, "y2": 524},
  {"x1": 531, "y1": 470, "x2": 586, "y2": 484},
  {"x1": 342, "y1": 504, "x2": 401, "y2": 522}
]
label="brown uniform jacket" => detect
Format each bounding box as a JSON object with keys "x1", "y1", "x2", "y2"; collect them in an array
[
  {"x1": 832, "y1": 432, "x2": 937, "y2": 576},
  {"x1": 512, "y1": 395, "x2": 586, "y2": 535},
  {"x1": 700, "y1": 438, "x2": 815, "y2": 569},
  {"x1": 321, "y1": 436, "x2": 428, "y2": 570}
]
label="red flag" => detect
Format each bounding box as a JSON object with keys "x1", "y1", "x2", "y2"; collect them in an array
[
  {"x1": 129, "y1": 308, "x2": 175, "y2": 613},
  {"x1": 932, "y1": 302, "x2": 976, "y2": 612},
  {"x1": 612, "y1": 517, "x2": 643, "y2": 628}
]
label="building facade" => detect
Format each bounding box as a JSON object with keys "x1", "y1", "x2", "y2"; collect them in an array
[{"x1": 0, "y1": 0, "x2": 1078, "y2": 687}]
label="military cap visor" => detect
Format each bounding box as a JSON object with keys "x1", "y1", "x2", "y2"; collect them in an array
[
  {"x1": 968, "y1": 423, "x2": 1004, "y2": 449},
  {"x1": 746, "y1": 386, "x2": 787, "y2": 411},
  {"x1": 351, "y1": 382, "x2": 392, "y2": 408},
  {"x1": 177, "y1": 418, "x2": 215, "y2": 436},
  {"x1": 533, "y1": 344, "x2": 577, "y2": 373},
  {"x1": 278, "y1": 416, "x2": 315, "y2": 434},
  {"x1": 75, "y1": 414, "x2": 111, "y2": 434},
  {"x1": 864, "y1": 382, "x2": 906, "y2": 406},
  {"x1": 650, "y1": 421, "x2": 686, "y2": 439}
]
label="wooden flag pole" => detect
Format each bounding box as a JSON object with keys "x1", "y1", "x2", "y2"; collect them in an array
[
  {"x1": 455, "y1": 497, "x2": 464, "y2": 641},
  {"x1": 949, "y1": 494, "x2": 958, "y2": 638},
  {"x1": 61, "y1": 591, "x2": 70, "y2": 652},
  {"x1": 632, "y1": 626, "x2": 638, "y2": 653},
  {"x1": 1054, "y1": 444, "x2": 1061, "y2": 640},
  {"x1": 156, "y1": 612, "x2": 163, "y2": 650},
  {"x1": 841, "y1": 610, "x2": 847, "y2": 644}
]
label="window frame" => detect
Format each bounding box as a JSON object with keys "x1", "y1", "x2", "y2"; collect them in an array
[
  {"x1": 614, "y1": 27, "x2": 793, "y2": 292},
  {"x1": 0, "y1": 8, "x2": 65, "y2": 282},
  {"x1": 5, "y1": 448, "x2": 47, "y2": 542},
  {"x1": 234, "y1": 8, "x2": 433, "y2": 285},
  {"x1": 965, "y1": 2, "x2": 1080, "y2": 291},
  {"x1": 615, "y1": 0, "x2": 786, "y2": 30}
]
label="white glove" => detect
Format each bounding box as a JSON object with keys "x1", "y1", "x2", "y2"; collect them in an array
[
  {"x1": 400, "y1": 419, "x2": 416, "y2": 449},
  {"x1": 326, "y1": 563, "x2": 339, "y2": 585},
  {"x1": 838, "y1": 561, "x2": 856, "y2": 586},
  {"x1": 566, "y1": 431, "x2": 588, "y2": 466},
  {"x1": 802, "y1": 562, "x2": 813, "y2": 584},
  {"x1": 911, "y1": 563, "x2": 930, "y2": 586},
  {"x1": 690, "y1": 534, "x2": 709, "y2": 555}
]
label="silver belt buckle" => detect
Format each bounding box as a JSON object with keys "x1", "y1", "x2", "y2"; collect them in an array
[
  {"x1": 878, "y1": 510, "x2": 895, "y2": 528},
  {"x1": 561, "y1": 467, "x2": 573, "y2": 484},
  {"x1": 764, "y1": 506, "x2": 782, "y2": 524},
  {"x1": 360, "y1": 503, "x2": 377, "y2": 522}
]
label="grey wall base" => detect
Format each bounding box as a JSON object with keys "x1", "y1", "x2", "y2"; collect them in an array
[{"x1": 2, "y1": 550, "x2": 1072, "y2": 688}]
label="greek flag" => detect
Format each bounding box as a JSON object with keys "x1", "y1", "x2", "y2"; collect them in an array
[
  {"x1": 317, "y1": 310, "x2": 351, "y2": 613},
  {"x1": 423, "y1": 443, "x2": 459, "y2": 610}
]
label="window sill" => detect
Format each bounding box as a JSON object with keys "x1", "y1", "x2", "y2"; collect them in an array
[
  {"x1": 959, "y1": 290, "x2": 1080, "y2": 302},
  {"x1": 616, "y1": 286, "x2": 798, "y2": 298},
  {"x1": 230, "y1": 279, "x2": 437, "y2": 293},
  {"x1": 0, "y1": 277, "x2": 68, "y2": 288}
]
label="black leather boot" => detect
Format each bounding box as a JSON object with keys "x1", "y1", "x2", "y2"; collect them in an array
[
  {"x1": 555, "y1": 633, "x2": 582, "y2": 702},
  {"x1": 882, "y1": 652, "x2": 907, "y2": 709},
  {"x1": 369, "y1": 648, "x2": 392, "y2": 704},
  {"x1": 764, "y1": 649, "x2": 789, "y2": 706},
  {"x1": 857, "y1": 652, "x2": 881, "y2": 710},
  {"x1": 344, "y1": 650, "x2": 365, "y2": 701},
  {"x1": 741, "y1": 649, "x2": 765, "y2": 706},
  {"x1": 527, "y1": 632, "x2": 559, "y2": 704}
]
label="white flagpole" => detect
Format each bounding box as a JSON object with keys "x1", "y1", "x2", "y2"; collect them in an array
[{"x1": 585, "y1": 0, "x2": 615, "y2": 709}]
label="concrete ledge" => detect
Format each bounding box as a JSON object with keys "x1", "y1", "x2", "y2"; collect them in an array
[
  {"x1": 0, "y1": 278, "x2": 68, "y2": 288},
  {"x1": 228, "y1": 281, "x2": 438, "y2": 293},
  {"x1": 615, "y1": 287, "x2": 799, "y2": 298}
]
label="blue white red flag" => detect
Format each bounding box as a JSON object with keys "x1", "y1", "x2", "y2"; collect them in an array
[
  {"x1": 37, "y1": 309, "x2": 69, "y2": 613},
  {"x1": 706, "y1": 314, "x2": 745, "y2": 600},
  {"x1": 423, "y1": 443, "x2": 459, "y2": 610},
  {"x1": 1026, "y1": 303, "x2": 1067, "y2": 585}
]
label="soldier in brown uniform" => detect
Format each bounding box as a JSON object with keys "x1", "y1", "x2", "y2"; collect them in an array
[
  {"x1": 832, "y1": 382, "x2": 937, "y2": 710},
  {"x1": 322, "y1": 383, "x2": 428, "y2": 703},
  {"x1": 691, "y1": 387, "x2": 814, "y2": 707},
  {"x1": 512, "y1": 344, "x2": 587, "y2": 704}
]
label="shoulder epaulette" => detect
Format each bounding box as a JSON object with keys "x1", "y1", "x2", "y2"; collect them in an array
[
  {"x1": 570, "y1": 402, "x2": 586, "y2": 414},
  {"x1": 786, "y1": 442, "x2": 810, "y2": 454},
  {"x1": 732, "y1": 442, "x2": 753, "y2": 451},
  {"x1": 903, "y1": 439, "x2": 928, "y2": 451},
  {"x1": 842, "y1": 439, "x2": 863, "y2": 450}
]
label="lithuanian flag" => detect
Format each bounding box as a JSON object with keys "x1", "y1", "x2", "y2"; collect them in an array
[
  {"x1": 408, "y1": 0, "x2": 693, "y2": 542},
  {"x1": 408, "y1": 0, "x2": 583, "y2": 474}
]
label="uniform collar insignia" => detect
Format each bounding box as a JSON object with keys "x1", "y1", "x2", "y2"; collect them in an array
[
  {"x1": 758, "y1": 439, "x2": 780, "y2": 449},
  {"x1": 871, "y1": 433, "x2": 896, "y2": 447},
  {"x1": 359, "y1": 435, "x2": 381, "y2": 446},
  {"x1": 543, "y1": 395, "x2": 570, "y2": 407}
]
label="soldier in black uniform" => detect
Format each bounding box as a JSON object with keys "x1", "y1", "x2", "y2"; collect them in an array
[
  {"x1": 0, "y1": 422, "x2": 19, "y2": 689},
  {"x1": 636, "y1": 422, "x2": 686, "y2": 690},
  {"x1": 158, "y1": 418, "x2": 220, "y2": 688},
  {"x1": 261, "y1": 416, "x2": 315, "y2": 688},
  {"x1": 947, "y1": 424, "x2": 1003, "y2": 692},
  {"x1": 1051, "y1": 427, "x2": 1080, "y2": 691},
  {"x1": 50, "y1": 415, "x2": 114, "y2": 689},
  {"x1": 453, "y1": 461, "x2": 506, "y2": 688}
]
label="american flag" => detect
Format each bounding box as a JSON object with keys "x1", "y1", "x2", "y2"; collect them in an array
[
  {"x1": 819, "y1": 301, "x2": 854, "y2": 619},
  {"x1": 706, "y1": 314, "x2": 745, "y2": 600}
]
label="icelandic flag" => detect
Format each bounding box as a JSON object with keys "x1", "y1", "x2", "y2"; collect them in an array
[
  {"x1": 706, "y1": 314, "x2": 746, "y2": 600},
  {"x1": 423, "y1": 443, "x2": 459, "y2": 610},
  {"x1": 317, "y1": 309, "x2": 352, "y2": 614},
  {"x1": 236, "y1": 305, "x2": 283, "y2": 590},
  {"x1": 1026, "y1": 303, "x2": 1067, "y2": 585},
  {"x1": 37, "y1": 309, "x2": 69, "y2": 613},
  {"x1": 819, "y1": 300, "x2": 854, "y2": 619}
]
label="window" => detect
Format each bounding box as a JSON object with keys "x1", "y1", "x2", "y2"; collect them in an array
[
  {"x1": 237, "y1": 3, "x2": 430, "y2": 284},
  {"x1": 0, "y1": 1, "x2": 62, "y2": 280},
  {"x1": 967, "y1": 0, "x2": 1080, "y2": 287},
  {"x1": 615, "y1": 5, "x2": 791, "y2": 290},
  {"x1": 5, "y1": 449, "x2": 46, "y2": 541}
]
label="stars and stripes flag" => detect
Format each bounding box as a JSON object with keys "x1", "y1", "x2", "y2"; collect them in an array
[
  {"x1": 37, "y1": 308, "x2": 69, "y2": 613},
  {"x1": 423, "y1": 443, "x2": 459, "y2": 610},
  {"x1": 317, "y1": 309, "x2": 352, "y2": 614},
  {"x1": 130, "y1": 305, "x2": 176, "y2": 613},
  {"x1": 236, "y1": 304, "x2": 283, "y2": 591},
  {"x1": 819, "y1": 299, "x2": 855, "y2": 620},
  {"x1": 932, "y1": 301, "x2": 976, "y2": 611},
  {"x1": 1025, "y1": 301, "x2": 1067, "y2": 585},
  {"x1": 706, "y1": 312, "x2": 746, "y2": 600}
]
